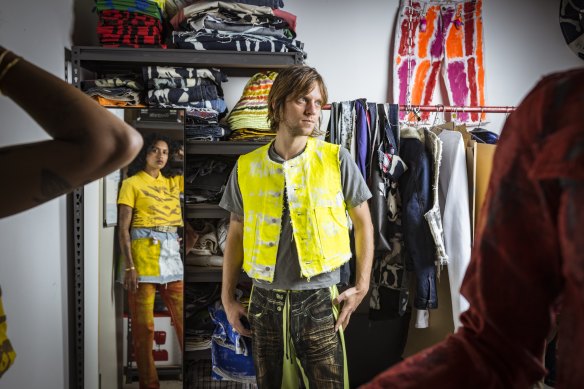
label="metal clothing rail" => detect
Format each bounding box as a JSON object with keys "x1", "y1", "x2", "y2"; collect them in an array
[
  {"x1": 321, "y1": 104, "x2": 516, "y2": 113},
  {"x1": 398, "y1": 104, "x2": 516, "y2": 113}
]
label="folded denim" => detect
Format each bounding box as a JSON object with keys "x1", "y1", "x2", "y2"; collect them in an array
[
  {"x1": 201, "y1": 20, "x2": 293, "y2": 39},
  {"x1": 187, "y1": 135, "x2": 222, "y2": 142},
  {"x1": 81, "y1": 76, "x2": 143, "y2": 91},
  {"x1": 147, "y1": 77, "x2": 213, "y2": 89},
  {"x1": 154, "y1": 99, "x2": 228, "y2": 115},
  {"x1": 147, "y1": 85, "x2": 219, "y2": 104},
  {"x1": 186, "y1": 125, "x2": 230, "y2": 139},
  {"x1": 185, "y1": 106, "x2": 219, "y2": 122},
  {"x1": 142, "y1": 66, "x2": 227, "y2": 85},
  {"x1": 172, "y1": 30, "x2": 305, "y2": 55}
]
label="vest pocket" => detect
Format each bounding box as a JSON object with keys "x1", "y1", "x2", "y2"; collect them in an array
[{"x1": 313, "y1": 206, "x2": 350, "y2": 260}]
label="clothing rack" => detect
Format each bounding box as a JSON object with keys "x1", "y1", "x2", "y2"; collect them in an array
[
  {"x1": 322, "y1": 104, "x2": 516, "y2": 113},
  {"x1": 398, "y1": 104, "x2": 516, "y2": 113}
]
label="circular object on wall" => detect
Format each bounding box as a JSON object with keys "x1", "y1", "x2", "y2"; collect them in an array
[{"x1": 560, "y1": 0, "x2": 584, "y2": 60}]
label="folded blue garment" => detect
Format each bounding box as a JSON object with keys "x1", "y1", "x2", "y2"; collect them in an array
[{"x1": 208, "y1": 301, "x2": 256, "y2": 383}]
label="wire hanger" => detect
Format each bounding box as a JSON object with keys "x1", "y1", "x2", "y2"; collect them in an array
[
  {"x1": 431, "y1": 104, "x2": 444, "y2": 128},
  {"x1": 476, "y1": 107, "x2": 485, "y2": 129}
]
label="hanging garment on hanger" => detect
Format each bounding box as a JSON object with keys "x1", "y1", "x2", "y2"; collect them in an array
[
  {"x1": 469, "y1": 127, "x2": 499, "y2": 144},
  {"x1": 399, "y1": 127, "x2": 448, "y2": 267},
  {"x1": 355, "y1": 99, "x2": 370, "y2": 179},
  {"x1": 437, "y1": 129, "x2": 472, "y2": 331},
  {"x1": 451, "y1": 123, "x2": 473, "y2": 146},
  {"x1": 432, "y1": 120, "x2": 455, "y2": 133},
  {"x1": 368, "y1": 104, "x2": 407, "y2": 255},
  {"x1": 327, "y1": 102, "x2": 339, "y2": 144},
  {"x1": 399, "y1": 126, "x2": 447, "y2": 328},
  {"x1": 330, "y1": 101, "x2": 356, "y2": 154},
  {"x1": 399, "y1": 127, "x2": 437, "y2": 328},
  {"x1": 393, "y1": 0, "x2": 486, "y2": 123},
  {"x1": 369, "y1": 104, "x2": 411, "y2": 320},
  {"x1": 326, "y1": 102, "x2": 353, "y2": 286},
  {"x1": 366, "y1": 102, "x2": 379, "y2": 181}
]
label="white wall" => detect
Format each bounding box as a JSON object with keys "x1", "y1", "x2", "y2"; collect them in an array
[
  {"x1": 0, "y1": 1, "x2": 581, "y2": 388},
  {"x1": 0, "y1": 1, "x2": 74, "y2": 389},
  {"x1": 226, "y1": 0, "x2": 582, "y2": 133}
]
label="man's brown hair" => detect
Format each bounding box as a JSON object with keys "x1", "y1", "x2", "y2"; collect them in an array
[{"x1": 267, "y1": 65, "x2": 328, "y2": 135}]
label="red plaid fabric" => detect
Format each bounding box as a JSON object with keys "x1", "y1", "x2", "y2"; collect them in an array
[{"x1": 362, "y1": 69, "x2": 584, "y2": 388}]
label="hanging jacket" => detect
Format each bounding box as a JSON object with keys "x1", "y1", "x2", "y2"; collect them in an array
[
  {"x1": 400, "y1": 127, "x2": 448, "y2": 269},
  {"x1": 399, "y1": 134, "x2": 438, "y2": 310},
  {"x1": 237, "y1": 137, "x2": 352, "y2": 282}
]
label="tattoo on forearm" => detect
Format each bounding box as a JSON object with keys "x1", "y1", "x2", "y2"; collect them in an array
[{"x1": 33, "y1": 169, "x2": 72, "y2": 203}]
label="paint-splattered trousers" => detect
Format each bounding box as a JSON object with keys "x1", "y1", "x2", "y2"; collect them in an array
[
  {"x1": 248, "y1": 286, "x2": 349, "y2": 388},
  {"x1": 128, "y1": 281, "x2": 184, "y2": 389},
  {"x1": 393, "y1": 0, "x2": 485, "y2": 123}
]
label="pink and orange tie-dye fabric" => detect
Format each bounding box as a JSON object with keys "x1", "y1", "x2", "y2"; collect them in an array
[{"x1": 393, "y1": 0, "x2": 485, "y2": 123}]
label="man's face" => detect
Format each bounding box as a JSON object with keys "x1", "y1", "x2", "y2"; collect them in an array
[{"x1": 279, "y1": 82, "x2": 323, "y2": 137}]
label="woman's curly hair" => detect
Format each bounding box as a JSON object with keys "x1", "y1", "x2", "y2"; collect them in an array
[{"x1": 126, "y1": 132, "x2": 181, "y2": 178}]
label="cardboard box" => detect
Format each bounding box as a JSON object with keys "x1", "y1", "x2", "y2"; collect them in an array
[{"x1": 466, "y1": 140, "x2": 497, "y2": 239}]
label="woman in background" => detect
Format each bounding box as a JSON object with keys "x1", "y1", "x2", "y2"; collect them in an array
[{"x1": 118, "y1": 133, "x2": 184, "y2": 389}]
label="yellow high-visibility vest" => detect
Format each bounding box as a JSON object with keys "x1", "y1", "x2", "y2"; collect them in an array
[{"x1": 238, "y1": 137, "x2": 352, "y2": 282}]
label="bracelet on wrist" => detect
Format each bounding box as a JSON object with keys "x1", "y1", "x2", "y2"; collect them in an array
[
  {"x1": 125, "y1": 266, "x2": 136, "y2": 272},
  {"x1": 0, "y1": 50, "x2": 10, "y2": 67},
  {"x1": 0, "y1": 53, "x2": 21, "y2": 95}
]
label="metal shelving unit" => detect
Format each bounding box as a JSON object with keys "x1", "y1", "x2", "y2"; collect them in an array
[
  {"x1": 184, "y1": 266, "x2": 249, "y2": 283},
  {"x1": 70, "y1": 46, "x2": 302, "y2": 87},
  {"x1": 186, "y1": 141, "x2": 268, "y2": 155},
  {"x1": 185, "y1": 204, "x2": 229, "y2": 219},
  {"x1": 68, "y1": 46, "x2": 296, "y2": 389}
]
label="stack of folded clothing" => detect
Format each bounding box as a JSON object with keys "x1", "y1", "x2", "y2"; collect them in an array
[
  {"x1": 81, "y1": 74, "x2": 145, "y2": 106},
  {"x1": 184, "y1": 283, "x2": 221, "y2": 352},
  {"x1": 226, "y1": 71, "x2": 277, "y2": 142},
  {"x1": 184, "y1": 218, "x2": 229, "y2": 267},
  {"x1": 184, "y1": 156, "x2": 235, "y2": 205},
  {"x1": 169, "y1": 1, "x2": 304, "y2": 57},
  {"x1": 142, "y1": 66, "x2": 229, "y2": 116},
  {"x1": 96, "y1": 0, "x2": 167, "y2": 48},
  {"x1": 165, "y1": 0, "x2": 285, "y2": 19},
  {"x1": 184, "y1": 107, "x2": 231, "y2": 142}
]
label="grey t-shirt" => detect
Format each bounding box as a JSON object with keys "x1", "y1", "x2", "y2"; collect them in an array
[{"x1": 219, "y1": 142, "x2": 372, "y2": 290}]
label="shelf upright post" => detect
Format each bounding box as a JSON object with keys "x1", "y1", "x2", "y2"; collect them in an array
[{"x1": 67, "y1": 46, "x2": 85, "y2": 389}]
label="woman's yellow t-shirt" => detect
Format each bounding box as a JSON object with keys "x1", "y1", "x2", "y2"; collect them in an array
[{"x1": 118, "y1": 171, "x2": 183, "y2": 227}]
